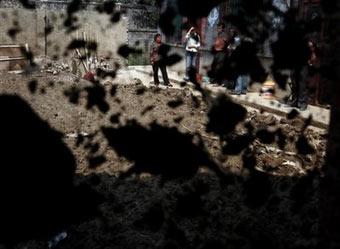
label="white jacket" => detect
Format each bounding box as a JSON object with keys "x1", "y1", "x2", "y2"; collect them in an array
[{"x1": 185, "y1": 32, "x2": 200, "y2": 53}]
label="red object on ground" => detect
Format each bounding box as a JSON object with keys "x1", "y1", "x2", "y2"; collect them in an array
[{"x1": 83, "y1": 71, "x2": 95, "y2": 82}]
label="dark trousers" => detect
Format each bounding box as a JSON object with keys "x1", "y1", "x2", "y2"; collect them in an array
[
  {"x1": 152, "y1": 62, "x2": 170, "y2": 85},
  {"x1": 290, "y1": 66, "x2": 308, "y2": 107},
  {"x1": 210, "y1": 51, "x2": 226, "y2": 84}
]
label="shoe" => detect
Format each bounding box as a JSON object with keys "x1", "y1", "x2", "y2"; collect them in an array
[
  {"x1": 283, "y1": 102, "x2": 298, "y2": 108},
  {"x1": 164, "y1": 83, "x2": 173, "y2": 87},
  {"x1": 230, "y1": 91, "x2": 241, "y2": 96},
  {"x1": 153, "y1": 81, "x2": 160, "y2": 86},
  {"x1": 278, "y1": 99, "x2": 289, "y2": 104},
  {"x1": 241, "y1": 91, "x2": 247, "y2": 95},
  {"x1": 299, "y1": 104, "x2": 307, "y2": 111},
  {"x1": 287, "y1": 100, "x2": 298, "y2": 107}
]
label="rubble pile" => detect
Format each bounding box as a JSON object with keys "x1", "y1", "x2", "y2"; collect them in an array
[
  {"x1": 40, "y1": 56, "x2": 112, "y2": 76},
  {"x1": 87, "y1": 56, "x2": 111, "y2": 71},
  {"x1": 42, "y1": 60, "x2": 71, "y2": 75},
  {"x1": 245, "y1": 111, "x2": 326, "y2": 176}
]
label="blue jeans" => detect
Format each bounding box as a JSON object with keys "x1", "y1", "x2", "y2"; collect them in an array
[
  {"x1": 235, "y1": 74, "x2": 250, "y2": 94},
  {"x1": 185, "y1": 51, "x2": 198, "y2": 79}
]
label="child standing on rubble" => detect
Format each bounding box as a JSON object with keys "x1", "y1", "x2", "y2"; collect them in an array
[{"x1": 150, "y1": 33, "x2": 172, "y2": 86}]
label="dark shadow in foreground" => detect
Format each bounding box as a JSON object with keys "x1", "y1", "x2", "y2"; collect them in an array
[{"x1": 0, "y1": 95, "x2": 101, "y2": 246}]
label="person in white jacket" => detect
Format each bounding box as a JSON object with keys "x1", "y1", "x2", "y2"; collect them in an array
[{"x1": 184, "y1": 27, "x2": 201, "y2": 81}]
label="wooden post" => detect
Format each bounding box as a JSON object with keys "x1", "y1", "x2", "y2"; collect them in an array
[{"x1": 83, "y1": 31, "x2": 89, "y2": 70}]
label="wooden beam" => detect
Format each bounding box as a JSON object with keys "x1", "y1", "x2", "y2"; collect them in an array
[{"x1": 0, "y1": 57, "x2": 27, "y2": 62}]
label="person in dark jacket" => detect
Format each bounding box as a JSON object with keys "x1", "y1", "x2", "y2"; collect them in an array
[
  {"x1": 306, "y1": 40, "x2": 321, "y2": 105},
  {"x1": 150, "y1": 33, "x2": 172, "y2": 86},
  {"x1": 271, "y1": 10, "x2": 310, "y2": 111},
  {"x1": 209, "y1": 22, "x2": 229, "y2": 85},
  {"x1": 229, "y1": 37, "x2": 253, "y2": 95}
]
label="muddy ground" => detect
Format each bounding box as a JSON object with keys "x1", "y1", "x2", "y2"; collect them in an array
[{"x1": 0, "y1": 70, "x2": 327, "y2": 249}]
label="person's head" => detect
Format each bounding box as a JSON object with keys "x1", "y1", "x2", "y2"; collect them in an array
[
  {"x1": 154, "y1": 33, "x2": 161, "y2": 43},
  {"x1": 217, "y1": 22, "x2": 225, "y2": 33}
]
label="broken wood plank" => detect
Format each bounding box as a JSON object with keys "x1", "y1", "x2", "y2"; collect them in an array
[{"x1": 75, "y1": 49, "x2": 88, "y2": 72}]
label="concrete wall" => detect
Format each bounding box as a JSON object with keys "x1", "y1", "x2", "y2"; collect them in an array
[
  {"x1": 43, "y1": 8, "x2": 128, "y2": 60},
  {"x1": 0, "y1": 1, "x2": 128, "y2": 60},
  {"x1": 126, "y1": 5, "x2": 159, "y2": 63},
  {"x1": 0, "y1": 8, "x2": 40, "y2": 54}
]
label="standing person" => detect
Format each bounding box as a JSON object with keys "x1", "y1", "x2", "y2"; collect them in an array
[
  {"x1": 209, "y1": 22, "x2": 229, "y2": 85},
  {"x1": 307, "y1": 40, "x2": 321, "y2": 105},
  {"x1": 230, "y1": 36, "x2": 252, "y2": 95},
  {"x1": 294, "y1": 40, "x2": 321, "y2": 110},
  {"x1": 271, "y1": 9, "x2": 310, "y2": 111},
  {"x1": 150, "y1": 33, "x2": 172, "y2": 86},
  {"x1": 184, "y1": 27, "x2": 201, "y2": 81},
  {"x1": 282, "y1": 40, "x2": 310, "y2": 111},
  {"x1": 289, "y1": 66, "x2": 308, "y2": 111},
  {"x1": 226, "y1": 28, "x2": 241, "y2": 90}
]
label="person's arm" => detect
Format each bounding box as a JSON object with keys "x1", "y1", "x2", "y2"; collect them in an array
[
  {"x1": 185, "y1": 27, "x2": 194, "y2": 40},
  {"x1": 150, "y1": 43, "x2": 156, "y2": 64}
]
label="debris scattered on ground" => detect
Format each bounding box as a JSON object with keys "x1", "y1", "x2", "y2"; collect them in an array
[
  {"x1": 65, "y1": 132, "x2": 90, "y2": 138},
  {"x1": 43, "y1": 61, "x2": 71, "y2": 75},
  {"x1": 39, "y1": 56, "x2": 113, "y2": 78}
]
